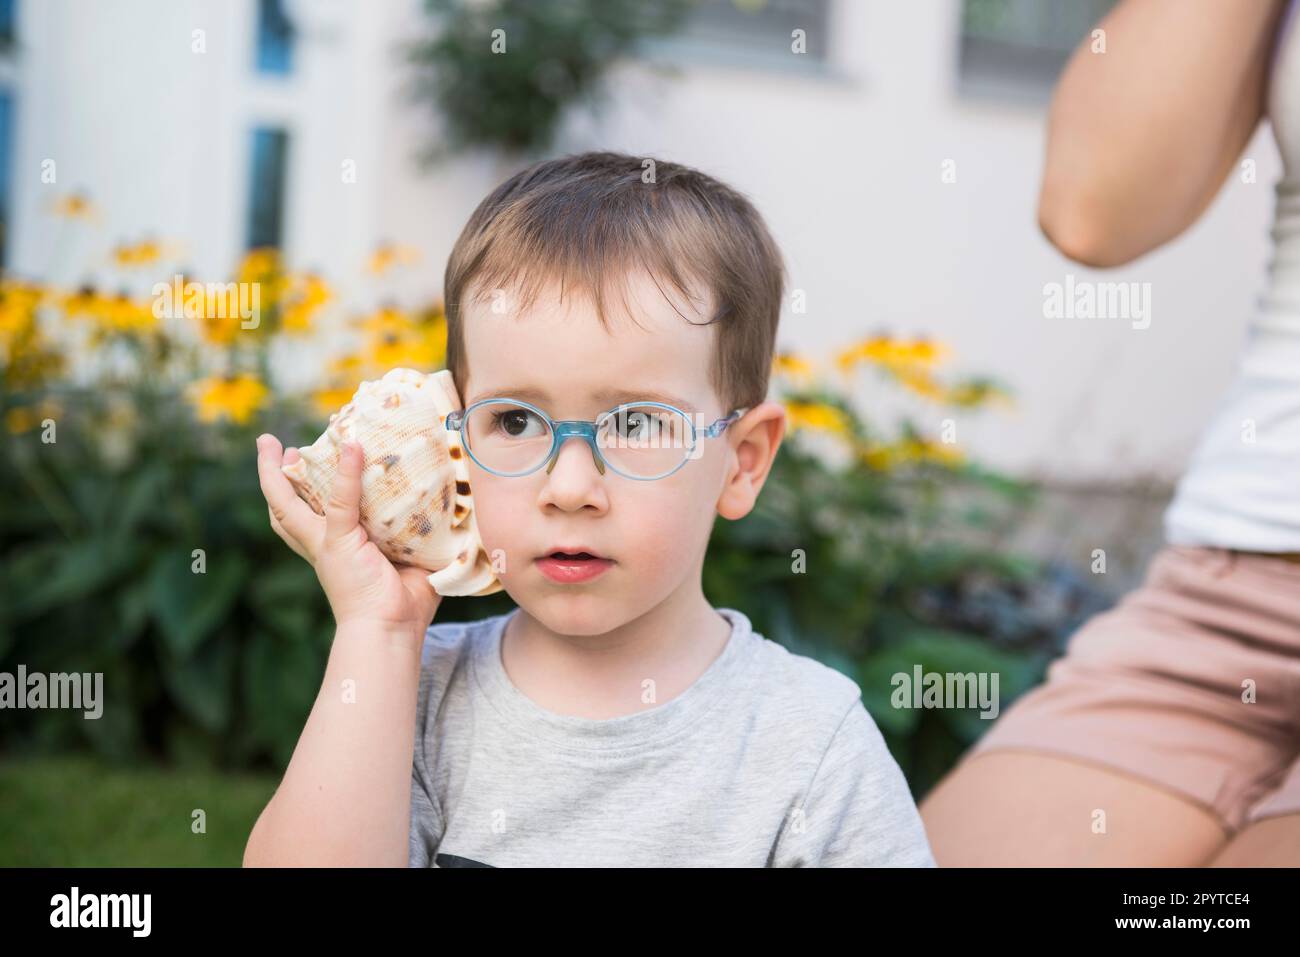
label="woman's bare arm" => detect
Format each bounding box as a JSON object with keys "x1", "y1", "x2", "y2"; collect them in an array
[{"x1": 1038, "y1": 0, "x2": 1288, "y2": 267}]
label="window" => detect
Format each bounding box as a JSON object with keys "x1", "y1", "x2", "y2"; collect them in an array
[
  {"x1": 959, "y1": 0, "x2": 1118, "y2": 98},
  {"x1": 0, "y1": 91, "x2": 11, "y2": 266},
  {"x1": 255, "y1": 0, "x2": 294, "y2": 75},
  {"x1": 246, "y1": 127, "x2": 289, "y2": 250},
  {"x1": 0, "y1": 0, "x2": 15, "y2": 49},
  {"x1": 641, "y1": 0, "x2": 831, "y2": 70}
]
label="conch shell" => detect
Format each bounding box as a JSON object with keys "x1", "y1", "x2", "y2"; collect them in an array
[{"x1": 282, "y1": 367, "x2": 502, "y2": 597}]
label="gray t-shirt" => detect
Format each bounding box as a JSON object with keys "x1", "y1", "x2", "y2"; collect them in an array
[{"x1": 409, "y1": 606, "x2": 936, "y2": 867}]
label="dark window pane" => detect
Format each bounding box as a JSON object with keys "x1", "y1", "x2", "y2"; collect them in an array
[
  {"x1": 255, "y1": 0, "x2": 293, "y2": 75},
  {"x1": 683, "y1": 0, "x2": 829, "y2": 61},
  {"x1": 246, "y1": 127, "x2": 288, "y2": 250},
  {"x1": 0, "y1": 92, "x2": 12, "y2": 267},
  {"x1": 0, "y1": 0, "x2": 15, "y2": 47},
  {"x1": 959, "y1": 0, "x2": 1118, "y2": 94}
]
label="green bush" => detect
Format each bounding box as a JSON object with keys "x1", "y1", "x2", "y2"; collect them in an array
[{"x1": 1, "y1": 248, "x2": 1098, "y2": 801}]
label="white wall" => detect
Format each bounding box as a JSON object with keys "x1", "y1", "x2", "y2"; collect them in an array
[{"x1": 9, "y1": 0, "x2": 1281, "y2": 485}]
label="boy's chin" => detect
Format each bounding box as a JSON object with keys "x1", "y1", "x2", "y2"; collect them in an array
[{"x1": 523, "y1": 591, "x2": 631, "y2": 637}]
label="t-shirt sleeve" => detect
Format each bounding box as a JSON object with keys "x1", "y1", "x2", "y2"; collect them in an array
[
  {"x1": 408, "y1": 636, "x2": 446, "y2": 868},
  {"x1": 773, "y1": 699, "x2": 937, "y2": 867}
]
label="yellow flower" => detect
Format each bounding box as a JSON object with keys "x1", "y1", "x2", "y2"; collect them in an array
[
  {"x1": 194, "y1": 309, "x2": 242, "y2": 346},
  {"x1": 353, "y1": 302, "x2": 447, "y2": 370},
  {"x1": 773, "y1": 351, "x2": 816, "y2": 384},
  {"x1": 51, "y1": 192, "x2": 98, "y2": 222},
  {"x1": 416, "y1": 300, "x2": 446, "y2": 324},
  {"x1": 101, "y1": 292, "x2": 157, "y2": 334},
  {"x1": 856, "y1": 442, "x2": 895, "y2": 471},
  {"x1": 0, "y1": 282, "x2": 64, "y2": 385},
  {"x1": 236, "y1": 247, "x2": 289, "y2": 309},
  {"x1": 1, "y1": 282, "x2": 60, "y2": 377},
  {"x1": 60, "y1": 284, "x2": 105, "y2": 319},
  {"x1": 281, "y1": 273, "x2": 332, "y2": 334},
  {"x1": 783, "y1": 399, "x2": 852, "y2": 437},
  {"x1": 238, "y1": 247, "x2": 282, "y2": 278},
  {"x1": 311, "y1": 385, "x2": 358, "y2": 418},
  {"x1": 354, "y1": 304, "x2": 416, "y2": 337},
  {"x1": 901, "y1": 338, "x2": 945, "y2": 366},
  {"x1": 855, "y1": 436, "x2": 964, "y2": 471},
  {"x1": 368, "y1": 330, "x2": 443, "y2": 370},
  {"x1": 899, "y1": 436, "x2": 964, "y2": 467},
  {"x1": 367, "y1": 242, "x2": 419, "y2": 276},
  {"x1": 836, "y1": 335, "x2": 948, "y2": 374},
  {"x1": 4, "y1": 399, "x2": 63, "y2": 435},
  {"x1": 327, "y1": 353, "x2": 366, "y2": 377},
  {"x1": 1, "y1": 279, "x2": 47, "y2": 312},
  {"x1": 0, "y1": 288, "x2": 37, "y2": 339},
  {"x1": 176, "y1": 279, "x2": 255, "y2": 345},
  {"x1": 945, "y1": 380, "x2": 1012, "y2": 409},
  {"x1": 66, "y1": 290, "x2": 157, "y2": 345},
  {"x1": 186, "y1": 373, "x2": 270, "y2": 425},
  {"x1": 893, "y1": 366, "x2": 946, "y2": 401},
  {"x1": 111, "y1": 238, "x2": 170, "y2": 268}
]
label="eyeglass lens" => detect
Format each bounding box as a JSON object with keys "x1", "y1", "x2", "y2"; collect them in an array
[{"x1": 462, "y1": 401, "x2": 696, "y2": 477}]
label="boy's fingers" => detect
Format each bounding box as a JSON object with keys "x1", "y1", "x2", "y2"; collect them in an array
[
  {"x1": 396, "y1": 564, "x2": 442, "y2": 622},
  {"x1": 256, "y1": 433, "x2": 322, "y2": 547},
  {"x1": 268, "y1": 506, "x2": 311, "y2": 562},
  {"x1": 324, "y1": 441, "x2": 364, "y2": 546}
]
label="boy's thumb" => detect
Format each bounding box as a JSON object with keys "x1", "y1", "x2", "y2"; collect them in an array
[{"x1": 324, "y1": 441, "x2": 364, "y2": 544}]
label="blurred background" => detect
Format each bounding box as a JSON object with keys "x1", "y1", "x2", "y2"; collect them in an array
[{"x1": 0, "y1": 0, "x2": 1279, "y2": 863}]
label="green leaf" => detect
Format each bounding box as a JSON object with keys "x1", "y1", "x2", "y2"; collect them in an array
[
  {"x1": 112, "y1": 578, "x2": 154, "y2": 652},
  {"x1": 157, "y1": 632, "x2": 237, "y2": 733},
  {"x1": 241, "y1": 628, "x2": 322, "y2": 764},
  {"x1": 248, "y1": 560, "x2": 322, "y2": 640},
  {"x1": 107, "y1": 462, "x2": 170, "y2": 541},
  {"x1": 150, "y1": 552, "x2": 247, "y2": 660},
  {"x1": 7, "y1": 538, "x2": 139, "y2": 621}
]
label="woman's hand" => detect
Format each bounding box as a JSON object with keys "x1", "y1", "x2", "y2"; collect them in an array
[{"x1": 254, "y1": 433, "x2": 441, "y2": 639}]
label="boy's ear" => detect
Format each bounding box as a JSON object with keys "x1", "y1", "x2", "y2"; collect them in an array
[{"x1": 716, "y1": 401, "x2": 786, "y2": 521}]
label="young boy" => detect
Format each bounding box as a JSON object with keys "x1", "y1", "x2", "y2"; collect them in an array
[{"x1": 247, "y1": 151, "x2": 936, "y2": 867}]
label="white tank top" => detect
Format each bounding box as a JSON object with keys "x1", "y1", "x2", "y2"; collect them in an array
[{"x1": 1163, "y1": 0, "x2": 1300, "y2": 551}]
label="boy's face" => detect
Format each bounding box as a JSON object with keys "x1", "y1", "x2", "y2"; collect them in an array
[{"x1": 458, "y1": 270, "x2": 782, "y2": 636}]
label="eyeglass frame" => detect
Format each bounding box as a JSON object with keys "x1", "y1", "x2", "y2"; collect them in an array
[{"x1": 444, "y1": 397, "x2": 750, "y2": 481}]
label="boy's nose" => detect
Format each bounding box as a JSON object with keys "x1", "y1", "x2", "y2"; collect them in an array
[{"x1": 545, "y1": 434, "x2": 605, "y2": 476}]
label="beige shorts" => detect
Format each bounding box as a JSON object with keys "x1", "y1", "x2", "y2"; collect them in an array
[{"x1": 964, "y1": 545, "x2": 1300, "y2": 835}]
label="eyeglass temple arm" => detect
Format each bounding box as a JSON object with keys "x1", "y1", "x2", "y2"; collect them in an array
[{"x1": 707, "y1": 407, "x2": 750, "y2": 437}]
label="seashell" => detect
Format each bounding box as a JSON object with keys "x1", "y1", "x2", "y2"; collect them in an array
[{"x1": 281, "y1": 367, "x2": 502, "y2": 598}]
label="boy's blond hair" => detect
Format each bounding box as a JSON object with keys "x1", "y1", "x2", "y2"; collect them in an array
[{"x1": 443, "y1": 151, "x2": 785, "y2": 411}]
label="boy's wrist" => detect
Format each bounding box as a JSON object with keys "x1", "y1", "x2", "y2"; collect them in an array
[{"x1": 334, "y1": 618, "x2": 427, "y2": 654}]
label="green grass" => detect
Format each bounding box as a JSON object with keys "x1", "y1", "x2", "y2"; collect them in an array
[{"x1": 0, "y1": 754, "x2": 280, "y2": 866}]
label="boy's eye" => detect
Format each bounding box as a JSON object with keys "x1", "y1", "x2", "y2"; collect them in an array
[
  {"x1": 490, "y1": 408, "x2": 547, "y2": 438},
  {"x1": 612, "y1": 410, "x2": 655, "y2": 438},
  {"x1": 603, "y1": 407, "x2": 685, "y2": 447}
]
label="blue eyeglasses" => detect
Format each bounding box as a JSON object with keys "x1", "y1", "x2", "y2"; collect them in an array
[{"x1": 445, "y1": 398, "x2": 749, "y2": 481}]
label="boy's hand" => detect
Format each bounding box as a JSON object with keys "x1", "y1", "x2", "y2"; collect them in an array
[{"x1": 255, "y1": 433, "x2": 442, "y2": 640}]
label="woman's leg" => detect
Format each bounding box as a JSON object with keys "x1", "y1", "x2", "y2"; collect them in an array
[
  {"x1": 920, "y1": 546, "x2": 1300, "y2": 866},
  {"x1": 921, "y1": 751, "x2": 1227, "y2": 866},
  {"x1": 1208, "y1": 814, "x2": 1300, "y2": 866},
  {"x1": 1209, "y1": 761, "x2": 1300, "y2": 865}
]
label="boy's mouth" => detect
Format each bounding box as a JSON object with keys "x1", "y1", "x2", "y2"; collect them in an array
[
  {"x1": 540, "y1": 545, "x2": 609, "y2": 561},
  {"x1": 535, "y1": 547, "x2": 614, "y2": 584}
]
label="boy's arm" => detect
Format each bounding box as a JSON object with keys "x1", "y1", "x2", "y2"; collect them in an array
[
  {"x1": 243, "y1": 621, "x2": 425, "y2": 867},
  {"x1": 772, "y1": 700, "x2": 937, "y2": 867}
]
